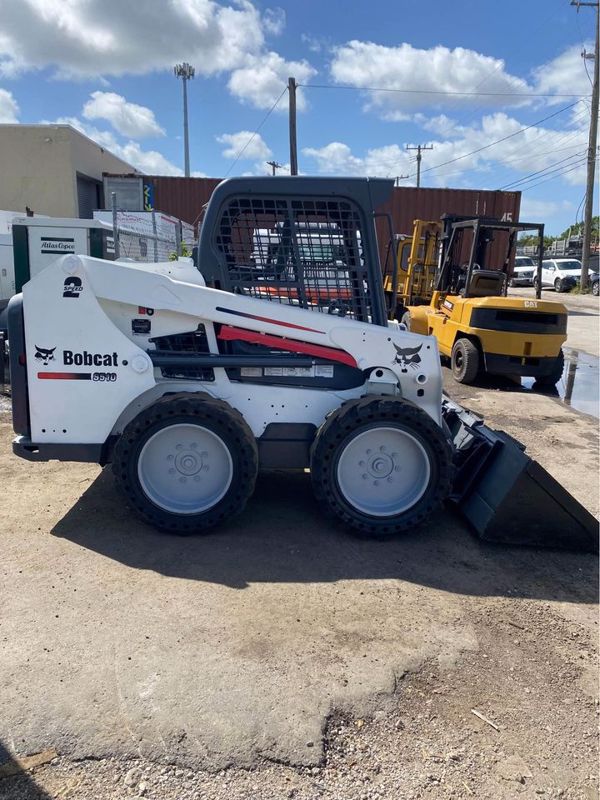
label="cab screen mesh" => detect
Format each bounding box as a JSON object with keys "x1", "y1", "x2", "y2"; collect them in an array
[{"x1": 213, "y1": 196, "x2": 372, "y2": 321}]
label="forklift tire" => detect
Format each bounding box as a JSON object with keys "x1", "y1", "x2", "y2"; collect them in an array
[
  {"x1": 112, "y1": 394, "x2": 258, "y2": 535},
  {"x1": 310, "y1": 396, "x2": 453, "y2": 538},
  {"x1": 451, "y1": 338, "x2": 480, "y2": 384},
  {"x1": 534, "y1": 349, "x2": 565, "y2": 388}
]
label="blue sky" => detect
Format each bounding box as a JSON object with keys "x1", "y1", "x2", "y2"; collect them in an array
[{"x1": 0, "y1": 0, "x2": 597, "y2": 233}]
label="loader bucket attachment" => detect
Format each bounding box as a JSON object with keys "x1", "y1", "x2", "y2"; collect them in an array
[{"x1": 442, "y1": 399, "x2": 598, "y2": 553}]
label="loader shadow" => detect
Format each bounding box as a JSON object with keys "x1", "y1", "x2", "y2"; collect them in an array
[
  {"x1": 0, "y1": 741, "x2": 52, "y2": 800},
  {"x1": 51, "y1": 469, "x2": 597, "y2": 604}
]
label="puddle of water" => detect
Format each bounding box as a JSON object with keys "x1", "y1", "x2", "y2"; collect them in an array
[{"x1": 521, "y1": 348, "x2": 599, "y2": 419}]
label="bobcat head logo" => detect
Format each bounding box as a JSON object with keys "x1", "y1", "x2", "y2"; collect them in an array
[
  {"x1": 34, "y1": 345, "x2": 56, "y2": 366},
  {"x1": 393, "y1": 343, "x2": 422, "y2": 373}
]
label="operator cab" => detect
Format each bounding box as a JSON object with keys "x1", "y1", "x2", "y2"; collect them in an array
[{"x1": 436, "y1": 215, "x2": 545, "y2": 301}]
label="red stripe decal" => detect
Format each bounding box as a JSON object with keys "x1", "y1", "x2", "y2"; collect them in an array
[
  {"x1": 218, "y1": 326, "x2": 357, "y2": 368},
  {"x1": 37, "y1": 372, "x2": 91, "y2": 380}
]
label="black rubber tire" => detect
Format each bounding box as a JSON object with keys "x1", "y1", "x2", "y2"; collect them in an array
[
  {"x1": 535, "y1": 349, "x2": 565, "y2": 388},
  {"x1": 400, "y1": 311, "x2": 411, "y2": 330},
  {"x1": 592, "y1": 281, "x2": 599, "y2": 297},
  {"x1": 310, "y1": 396, "x2": 454, "y2": 539},
  {"x1": 112, "y1": 393, "x2": 258, "y2": 535},
  {"x1": 554, "y1": 277, "x2": 564, "y2": 293},
  {"x1": 451, "y1": 338, "x2": 480, "y2": 384}
]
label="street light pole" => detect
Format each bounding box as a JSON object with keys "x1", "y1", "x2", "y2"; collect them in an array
[{"x1": 174, "y1": 62, "x2": 195, "y2": 177}]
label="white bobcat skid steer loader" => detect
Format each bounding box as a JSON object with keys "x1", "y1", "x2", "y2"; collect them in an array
[{"x1": 8, "y1": 177, "x2": 454, "y2": 537}]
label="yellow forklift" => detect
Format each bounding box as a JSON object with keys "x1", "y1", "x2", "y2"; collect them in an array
[
  {"x1": 384, "y1": 215, "x2": 568, "y2": 386},
  {"x1": 384, "y1": 219, "x2": 441, "y2": 311}
]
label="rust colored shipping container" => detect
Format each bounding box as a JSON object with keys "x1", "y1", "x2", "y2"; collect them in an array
[
  {"x1": 150, "y1": 176, "x2": 222, "y2": 228},
  {"x1": 127, "y1": 176, "x2": 522, "y2": 270},
  {"x1": 139, "y1": 177, "x2": 519, "y2": 225},
  {"x1": 375, "y1": 186, "x2": 522, "y2": 273}
]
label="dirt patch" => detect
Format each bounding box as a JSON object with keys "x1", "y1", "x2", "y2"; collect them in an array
[
  {"x1": 0, "y1": 369, "x2": 598, "y2": 799},
  {"x1": 2, "y1": 595, "x2": 597, "y2": 799}
]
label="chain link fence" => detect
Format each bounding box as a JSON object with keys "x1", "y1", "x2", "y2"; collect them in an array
[{"x1": 105, "y1": 193, "x2": 195, "y2": 263}]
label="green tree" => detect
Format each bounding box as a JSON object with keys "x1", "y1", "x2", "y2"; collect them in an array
[{"x1": 558, "y1": 216, "x2": 599, "y2": 240}]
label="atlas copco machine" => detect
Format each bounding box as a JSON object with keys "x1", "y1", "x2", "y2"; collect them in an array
[{"x1": 7, "y1": 177, "x2": 597, "y2": 550}]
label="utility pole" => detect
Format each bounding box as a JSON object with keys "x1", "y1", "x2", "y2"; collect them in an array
[
  {"x1": 174, "y1": 62, "x2": 195, "y2": 177},
  {"x1": 406, "y1": 144, "x2": 433, "y2": 188},
  {"x1": 395, "y1": 175, "x2": 409, "y2": 186},
  {"x1": 288, "y1": 77, "x2": 298, "y2": 176},
  {"x1": 571, "y1": 1, "x2": 599, "y2": 290},
  {"x1": 266, "y1": 160, "x2": 283, "y2": 175}
]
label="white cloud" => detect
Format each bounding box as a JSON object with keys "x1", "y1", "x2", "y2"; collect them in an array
[
  {"x1": 0, "y1": 0, "x2": 264, "y2": 78},
  {"x1": 0, "y1": 1, "x2": 316, "y2": 111},
  {"x1": 83, "y1": 91, "x2": 164, "y2": 138},
  {"x1": 116, "y1": 141, "x2": 183, "y2": 175},
  {"x1": 302, "y1": 142, "x2": 414, "y2": 186},
  {"x1": 217, "y1": 131, "x2": 272, "y2": 160},
  {"x1": 302, "y1": 141, "x2": 413, "y2": 179},
  {"x1": 42, "y1": 116, "x2": 183, "y2": 175},
  {"x1": 228, "y1": 51, "x2": 316, "y2": 111},
  {"x1": 302, "y1": 108, "x2": 589, "y2": 189},
  {"x1": 0, "y1": 87, "x2": 19, "y2": 122},
  {"x1": 263, "y1": 7, "x2": 285, "y2": 35},
  {"x1": 533, "y1": 43, "x2": 593, "y2": 104},
  {"x1": 519, "y1": 198, "x2": 574, "y2": 220},
  {"x1": 300, "y1": 34, "x2": 328, "y2": 54},
  {"x1": 420, "y1": 114, "x2": 466, "y2": 139},
  {"x1": 330, "y1": 41, "x2": 532, "y2": 119}
]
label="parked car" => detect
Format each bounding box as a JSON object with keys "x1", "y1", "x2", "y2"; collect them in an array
[
  {"x1": 536, "y1": 258, "x2": 581, "y2": 292},
  {"x1": 510, "y1": 256, "x2": 536, "y2": 287}
]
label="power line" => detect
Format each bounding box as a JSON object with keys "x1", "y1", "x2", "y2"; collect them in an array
[
  {"x1": 498, "y1": 149, "x2": 587, "y2": 189},
  {"x1": 403, "y1": 99, "x2": 584, "y2": 179},
  {"x1": 428, "y1": 139, "x2": 587, "y2": 182},
  {"x1": 223, "y1": 86, "x2": 287, "y2": 178},
  {"x1": 576, "y1": 191, "x2": 587, "y2": 224},
  {"x1": 519, "y1": 158, "x2": 587, "y2": 192},
  {"x1": 299, "y1": 82, "x2": 589, "y2": 98}
]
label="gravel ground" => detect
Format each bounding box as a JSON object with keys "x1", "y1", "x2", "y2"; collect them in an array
[
  {"x1": 2, "y1": 595, "x2": 597, "y2": 799},
  {"x1": 0, "y1": 290, "x2": 598, "y2": 799}
]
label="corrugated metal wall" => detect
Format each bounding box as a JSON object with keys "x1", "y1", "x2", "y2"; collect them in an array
[
  {"x1": 143, "y1": 176, "x2": 520, "y2": 227},
  {"x1": 150, "y1": 177, "x2": 221, "y2": 228},
  {"x1": 126, "y1": 175, "x2": 522, "y2": 270},
  {"x1": 377, "y1": 186, "x2": 522, "y2": 271}
]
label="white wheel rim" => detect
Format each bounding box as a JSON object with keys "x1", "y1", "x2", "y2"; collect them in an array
[
  {"x1": 137, "y1": 423, "x2": 233, "y2": 514},
  {"x1": 336, "y1": 426, "x2": 431, "y2": 517}
]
